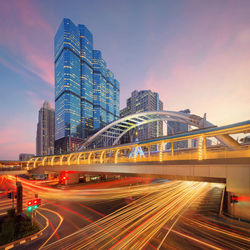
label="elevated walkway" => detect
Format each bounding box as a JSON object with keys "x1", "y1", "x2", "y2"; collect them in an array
[{"x1": 31, "y1": 157, "x2": 250, "y2": 194}]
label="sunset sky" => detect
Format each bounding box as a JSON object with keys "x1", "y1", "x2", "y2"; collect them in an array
[{"x1": 0, "y1": 0, "x2": 250, "y2": 159}]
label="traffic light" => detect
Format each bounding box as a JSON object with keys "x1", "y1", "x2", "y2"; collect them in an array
[
  {"x1": 7, "y1": 192, "x2": 12, "y2": 199},
  {"x1": 230, "y1": 195, "x2": 239, "y2": 203},
  {"x1": 33, "y1": 199, "x2": 41, "y2": 206},
  {"x1": 27, "y1": 200, "x2": 33, "y2": 207},
  {"x1": 27, "y1": 206, "x2": 33, "y2": 211},
  {"x1": 60, "y1": 174, "x2": 69, "y2": 184},
  {"x1": 26, "y1": 199, "x2": 41, "y2": 211}
]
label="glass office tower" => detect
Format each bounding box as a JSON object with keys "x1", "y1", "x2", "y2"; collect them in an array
[{"x1": 54, "y1": 18, "x2": 120, "y2": 153}]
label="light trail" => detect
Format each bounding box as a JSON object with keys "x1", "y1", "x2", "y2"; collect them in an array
[
  {"x1": 6, "y1": 175, "x2": 176, "y2": 202},
  {"x1": 3, "y1": 175, "x2": 249, "y2": 249},
  {"x1": 182, "y1": 216, "x2": 250, "y2": 243},
  {"x1": 43, "y1": 181, "x2": 210, "y2": 249},
  {"x1": 163, "y1": 226, "x2": 222, "y2": 250},
  {"x1": 38, "y1": 207, "x2": 64, "y2": 249}
]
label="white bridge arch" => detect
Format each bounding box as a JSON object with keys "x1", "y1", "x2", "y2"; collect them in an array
[{"x1": 79, "y1": 111, "x2": 239, "y2": 150}]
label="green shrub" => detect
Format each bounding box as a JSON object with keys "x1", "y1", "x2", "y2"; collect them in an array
[
  {"x1": 7, "y1": 208, "x2": 15, "y2": 218},
  {"x1": 0, "y1": 214, "x2": 40, "y2": 246}
]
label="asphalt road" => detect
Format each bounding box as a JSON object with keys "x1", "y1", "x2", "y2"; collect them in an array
[{"x1": 1, "y1": 176, "x2": 250, "y2": 249}]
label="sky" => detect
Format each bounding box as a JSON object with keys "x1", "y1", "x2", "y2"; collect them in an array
[{"x1": 0, "y1": 0, "x2": 250, "y2": 159}]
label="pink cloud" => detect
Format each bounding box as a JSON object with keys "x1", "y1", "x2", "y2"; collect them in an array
[
  {"x1": 143, "y1": 3, "x2": 250, "y2": 126},
  {"x1": 25, "y1": 91, "x2": 44, "y2": 109},
  {"x1": 0, "y1": 57, "x2": 32, "y2": 80},
  {"x1": 0, "y1": 118, "x2": 36, "y2": 160},
  {"x1": 0, "y1": 0, "x2": 54, "y2": 86}
]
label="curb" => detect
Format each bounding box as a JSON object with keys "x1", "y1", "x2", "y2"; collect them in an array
[
  {"x1": 1, "y1": 231, "x2": 43, "y2": 250},
  {"x1": 222, "y1": 212, "x2": 250, "y2": 224},
  {"x1": 0, "y1": 210, "x2": 49, "y2": 250}
]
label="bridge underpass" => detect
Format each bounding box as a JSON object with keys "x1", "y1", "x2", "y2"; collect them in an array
[{"x1": 30, "y1": 157, "x2": 250, "y2": 194}]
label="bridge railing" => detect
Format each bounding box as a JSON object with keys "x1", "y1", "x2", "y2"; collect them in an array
[
  {"x1": 27, "y1": 119, "x2": 250, "y2": 168},
  {"x1": 27, "y1": 143, "x2": 250, "y2": 169}
]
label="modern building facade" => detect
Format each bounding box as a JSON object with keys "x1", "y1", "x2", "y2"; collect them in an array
[
  {"x1": 120, "y1": 90, "x2": 163, "y2": 142},
  {"x1": 19, "y1": 153, "x2": 35, "y2": 161},
  {"x1": 54, "y1": 18, "x2": 120, "y2": 153},
  {"x1": 167, "y1": 109, "x2": 190, "y2": 149},
  {"x1": 36, "y1": 101, "x2": 55, "y2": 156}
]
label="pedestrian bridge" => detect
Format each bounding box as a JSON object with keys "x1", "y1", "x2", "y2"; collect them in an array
[{"x1": 28, "y1": 120, "x2": 250, "y2": 194}]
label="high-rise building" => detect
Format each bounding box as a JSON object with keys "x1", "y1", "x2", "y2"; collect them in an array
[
  {"x1": 167, "y1": 109, "x2": 190, "y2": 149},
  {"x1": 36, "y1": 101, "x2": 55, "y2": 156},
  {"x1": 120, "y1": 90, "x2": 163, "y2": 142},
  {"x1": 54, "y1": 18, "x2": 120, "y2": 153}
]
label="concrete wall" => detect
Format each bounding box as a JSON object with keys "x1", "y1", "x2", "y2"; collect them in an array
[
  {"x1": 0, "y1": 170, "x2": 28, "y2": 175},
  {"x1": 65, "y1": 173, "x2": 80, "y2": 185},
  {"x1": 31, "y1": 160, "x2": 250, "y2": 194}
]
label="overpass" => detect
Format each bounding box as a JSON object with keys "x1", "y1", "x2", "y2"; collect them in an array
[
  {"x1": 0, "y1": 161, "x2": 28, "y2": 175},
  {"x1": 28, "y1": 119, "x2": 250, "y2": 194}
]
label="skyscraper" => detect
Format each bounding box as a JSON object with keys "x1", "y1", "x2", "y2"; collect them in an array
[
  {"x1": 54, "y1": 18, "x2": 120, "y2": 153},
  {"x1": 120, "y1": 90, "x2": 163, "y2": 142},
  {"x1": 36, "y1": 101, "x2": 55, "y2": 156},
  {"x1": 167, "y1": 109, "x2": 190, "y2": 149}
]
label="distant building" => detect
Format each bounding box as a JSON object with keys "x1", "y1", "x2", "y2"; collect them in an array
[
  {"x1": 120, "y1": 90, "x2": 163, "y2": 143},
  {"x1": 167, "y1": 109, "x2": 190, "y2": 149},
  {"x1": 36, "y1": 101, "x2": 55, "y2": 156},
  {"x1": 54, "y1": 18, "x2": 120, "y2": 153},
  {"x1": 191, "y1": 138, "x2": 212, "y2": 148},
  {"x1": 19, "y1": 153, "x2": 35, "y2": 161},
  {"x1": 240, "y1": 136, "x2": 250, "y2": 144}
]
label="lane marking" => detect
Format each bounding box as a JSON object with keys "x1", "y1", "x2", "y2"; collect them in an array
[
  {"x1": 38, "y1": 207, "x2": 64, "y2": 249},
  {"x1": 36, "y1": 210, "x2": 50, "y2": 233},
  {"x1": 5, "y1": 244, "x2": 14, "y2": 250}
]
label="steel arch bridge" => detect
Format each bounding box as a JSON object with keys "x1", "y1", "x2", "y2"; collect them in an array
[{"x1": 79, "y1": 111, "x2": 239, "y2": 150}]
